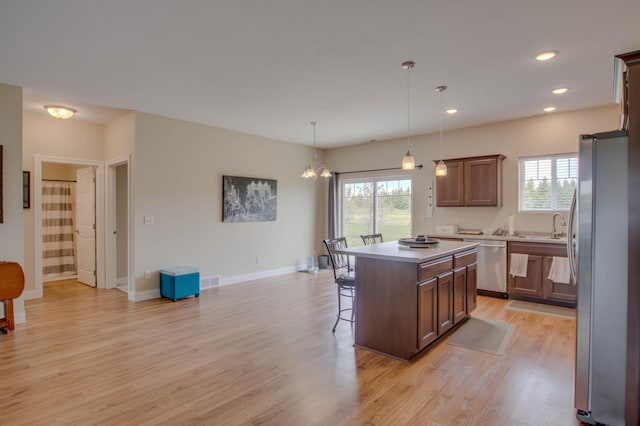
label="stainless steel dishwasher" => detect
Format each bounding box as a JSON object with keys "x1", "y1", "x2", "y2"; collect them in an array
[{"x1": 463, "y1": 238, "x2": 507, "y2": 297}]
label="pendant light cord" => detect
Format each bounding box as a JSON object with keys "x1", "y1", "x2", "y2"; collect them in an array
[
  {"x1": 406, "y1": 65, "x2": 410, "y2": 150},
  {"x1": 439, "y1": 88, "x2": 443, "y2": 156}
]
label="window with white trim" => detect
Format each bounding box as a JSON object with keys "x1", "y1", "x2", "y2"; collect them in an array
[{"x1": 518, "y1": 154, "x2": 578, "y2": 212}]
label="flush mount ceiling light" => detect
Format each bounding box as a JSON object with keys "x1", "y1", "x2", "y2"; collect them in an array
[
  {"x1": 535, "y1": 51, "x2": 558, "y2": 61},
  {"x1": 552, "y1": 87, "x2": 569, "y2": 94},
  {"x1": 44, "y1": 104, "x2": 77, "y2": 119},
  {"x1": 543, "y1": 106, "x2": 557, "y2": 113},
  {"x1": 435, "y1": 85, "x2": 448, "y2": 177},
  {"x1": 446, "y1": 108, "x2": 459, "y2": 114},
  {"x1": 401, "y1": 60, "x2": 416, "y2": 171},
  {"x1": 301, "y1": 121, "x2": 332, "y2": 180}
]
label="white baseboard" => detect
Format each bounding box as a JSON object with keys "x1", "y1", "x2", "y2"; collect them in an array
[
  {"x1": 15, "y1": 310, "x2": 26, "y2": 325},
  {"x1": 220, "y1": 265, "x2": 302, "y2": 286},
  {"x1": 129, "y1": 288, "x2": 160, "y2": 302},
  {"x1": 116, "y1": 277, "x2": 128, "y2": 286},
  {"x1": 127, "y1": 265, "x2": 304, "y2": 302},
  {"x1": 22, "y1": 289, "x2": 42, "y2": 300}
]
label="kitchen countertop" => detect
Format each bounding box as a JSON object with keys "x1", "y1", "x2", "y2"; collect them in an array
[
  {"x1": 335, "y1": 240, "x2": 479, "y2": 263},
  {"x1": 427, "y1": 232, "x2": 568, "y2": 245}
]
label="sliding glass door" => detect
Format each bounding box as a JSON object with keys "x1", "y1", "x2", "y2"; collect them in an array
[{"x1": 341, "y1": 177, "x2": 412, "y2": 246}]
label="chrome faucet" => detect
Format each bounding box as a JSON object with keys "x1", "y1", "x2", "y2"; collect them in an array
[{"x1": 551, "y1": 212, "x2": 566, "y2": 239}]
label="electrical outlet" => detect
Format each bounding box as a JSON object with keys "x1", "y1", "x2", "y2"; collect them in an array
[
  {"x1": 144, "y1": 270, "x2": 151, "y2": 280},
  {"x1": 144, "y1": 216, "x2": 154, "y2": 225},
  {"x1": 256, "y1": 256, "x2": 261, "y2": 264}
]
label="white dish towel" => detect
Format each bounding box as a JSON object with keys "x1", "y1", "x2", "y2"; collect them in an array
[
  {"x1": 547, "y1": 256, "x2": 571, "y2": 284},
  {"x1": 509, "y1": 254, "x2": 529, "y2": 277}
]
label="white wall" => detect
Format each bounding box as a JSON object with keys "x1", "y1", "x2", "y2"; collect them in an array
[
  {"x1": 0, "y1": 83, "x2": 25, "y2": 322},
  {"x1": 325, "y1": 105, "x2": 619, "y2": 236},
  {"x1": 132, "y1": 112, "x2": 321, "y2": 294},
  {"x1": 104, "y1": 112, "x2": 134, "y2": 160}
]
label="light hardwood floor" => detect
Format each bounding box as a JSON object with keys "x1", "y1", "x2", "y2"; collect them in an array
[{"x1": 1, "y1": 273, "x2": 580, "y2": 425}]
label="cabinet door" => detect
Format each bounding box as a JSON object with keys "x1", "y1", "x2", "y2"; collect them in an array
[
  {"x1": 542, "y1": 256, "x2": 576, "y2": 302},
  {"x1": 437, "y1": 271, "x2": 454, "y2": 335},
  {"x1": 436, "y1": 161, "x2": 464, "y2": 207},
  {"x1": 418, "y1": 278, "x2": 438, "y2": 349},
  {"x1": 508, "y1": 255, "x2": 543, "y2": 297},
  {"x1": 464, "y1": 157, "x2": 500, "y2": 206},
  {"x1": 466, "y1": 262, "x2": 477, "y2": 313},
  {"x1": 453, "y1": 267, "x2": 467, "y2": 324}
]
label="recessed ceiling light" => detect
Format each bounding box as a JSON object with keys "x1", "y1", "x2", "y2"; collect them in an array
[
  {"x1": 44, "y1": 104, "x2": 77, "y2": 119},
  {"x1": 535, "y1": 51, "x2": 558, "y2": 61},
  {"x1": 543, "y1": 106, "x2": 557, "y2": 113},
  {"x1": 446, "y1": 108, "x2": 458, "y2": 114},
  {"x1": 552, "y1": 87, "x2": 569, "y2": 94}
]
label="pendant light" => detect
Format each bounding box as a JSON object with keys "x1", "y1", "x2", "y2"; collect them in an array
[
  {"x1": 401, "y1": 61, "x2": 416, "y2": 170},
  {"x1": 435, "y1": 85, "x2": 448, "y2": 177},
  {"x1": 301, "y1": 122, "x2": 332, "y2": 179}
]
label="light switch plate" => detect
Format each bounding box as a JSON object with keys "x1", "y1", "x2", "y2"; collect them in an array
[{"x1": 144, "y1": 215, "x2": 154, "y2": 225}]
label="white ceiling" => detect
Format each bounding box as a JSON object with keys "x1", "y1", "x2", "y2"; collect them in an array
[{"x1": 1, "y1": 1, "x2": 638, "y2": 148}]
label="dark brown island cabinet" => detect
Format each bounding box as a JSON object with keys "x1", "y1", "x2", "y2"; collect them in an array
[
  {"x1": 507, "y1": 241, "x2": 576, "y2": 307},
  {"x1": 435, "y1": 154, "x2": 505, "y2": 207},
  {"x1": 337, "y1": 241, "x2": 478, "y2": 361}
]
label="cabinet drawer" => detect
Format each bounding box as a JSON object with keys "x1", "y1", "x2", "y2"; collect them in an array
[
  {"x1": 419, "y1": 256, "x2": 453, "y2": 282},
  {"x1": 454, "y1": 249, "x2": 477, "y2": 268}
]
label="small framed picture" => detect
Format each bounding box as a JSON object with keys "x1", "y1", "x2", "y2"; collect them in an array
[{"x1": 23, "y1": 171, "x2": 30, "y2": 209}]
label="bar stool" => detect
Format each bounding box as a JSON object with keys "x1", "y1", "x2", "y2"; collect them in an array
[
  {"x1": 361, "y1": 233, "x2": 383, "y2": 245},
  {"x1": 323, "y1": 237, "x2": 355, "y2": 332}
]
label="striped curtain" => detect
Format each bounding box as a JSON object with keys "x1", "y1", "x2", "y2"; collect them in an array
[{"x1": 42, "y1": 182, "x2": 76, "y2": 280}]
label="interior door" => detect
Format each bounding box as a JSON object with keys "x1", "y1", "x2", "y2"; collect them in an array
[{"x1": 76, "y1": 167, "x2": 96, "y2": 287}]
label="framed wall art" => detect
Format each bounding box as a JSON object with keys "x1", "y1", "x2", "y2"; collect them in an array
[
  {"x1": 222, "y1": 175, "x2": 277, "y2": 222},
  {"x1": 23, "y1": 171, "x2": 30, "y2": 209}
]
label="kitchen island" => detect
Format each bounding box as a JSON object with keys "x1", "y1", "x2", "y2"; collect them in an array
[{"x1": 336, "y1": 240, "x2": 479, "y2": 361}]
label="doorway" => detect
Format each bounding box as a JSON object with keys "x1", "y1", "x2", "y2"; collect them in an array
[
  {"x1": 33, "y1": 156, "x2": 105, "y2": 298},
  {"x1": 106, "y1": 156, "x2": 131, "y2": 298}
]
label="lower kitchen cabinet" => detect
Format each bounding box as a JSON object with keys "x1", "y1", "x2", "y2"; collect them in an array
[
  {"x1": 417, "y1": 277, "x2": 438, "y2": 349},
  {"x1": 509, "y1": 254, "x2": 543, "y2": 297},
  {"x1": 542, "y1": 256, "x2": 577, "y2": 302},
  {"x1": 417, "y1": 249, "x2": 478, "y2": 352},
  {"x1": 507, "y1": 242, "x2": 575, "y2": 307},
  {"x1": 466, "y1": 262, "x2": 477, "y2": 313},
  {"x1": 437, "y1": 271, "x2": 454, "y2": 335},
  {"x1": 453, "y1": 266, "x2": 467, "y2": 324}
]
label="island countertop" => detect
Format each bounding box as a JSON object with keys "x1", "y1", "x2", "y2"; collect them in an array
[{"x1": 335, "y1": 240, "x2": 479, "y2": 263}]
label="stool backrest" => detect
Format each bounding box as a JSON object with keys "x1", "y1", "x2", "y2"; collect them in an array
[
  {"x1": 361, "y1": 233, "x2": 383, "y2": 245},
  {"x1": 323, "y1": 237, "x2": 351, "y2": 281}
]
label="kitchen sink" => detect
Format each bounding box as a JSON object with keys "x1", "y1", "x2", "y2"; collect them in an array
[{"x1": 516, "y1": 234, "x2": 566, "y2": 240}]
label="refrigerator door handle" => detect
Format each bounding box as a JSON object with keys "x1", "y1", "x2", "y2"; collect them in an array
[{"x1": 567, "y1": 189, "x2": 577, "y2": 286}]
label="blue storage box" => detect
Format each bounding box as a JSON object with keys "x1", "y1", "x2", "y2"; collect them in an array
[{"x1": 160, "y1": 266, "x2": 200, "y2": 302}]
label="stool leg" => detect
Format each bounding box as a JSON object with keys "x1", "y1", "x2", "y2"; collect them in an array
[
  {"x1": 6, "y1": 299, "x2": 15, "y2": 331},
  {"x1": 332, "y1": 286, "x2": 341, "y2": 332}
]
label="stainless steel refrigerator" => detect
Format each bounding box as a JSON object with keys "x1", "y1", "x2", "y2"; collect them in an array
[{"x1": 568, "y1": 130, "x2": 629, "y2": 425}]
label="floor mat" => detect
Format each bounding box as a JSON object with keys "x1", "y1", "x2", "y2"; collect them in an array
[
  {"x1": 506, "y1": 300, "x2": 576, "y2": 319},
  {"x1": 446, "y1": 318, "x2": 515, "y2": 356}
]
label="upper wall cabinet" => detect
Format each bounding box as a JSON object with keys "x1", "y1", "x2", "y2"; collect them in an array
[{"x1": 435, "y1": 154, "x2": 505, "y2": 207}]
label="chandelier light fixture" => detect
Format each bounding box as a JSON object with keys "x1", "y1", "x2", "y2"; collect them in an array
[
  {"x1": 435, "y1": 85, "x2": 448, "y2": 177},
  {"x1": 301, "y1": 121, "x2": 332, "y2": 179},
  {"x1": 44, "y1": 104, "x2": 77, "y2": 119},
  {"x1": 401, "y1": 60, "x2": 416, "y2": 171}
]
